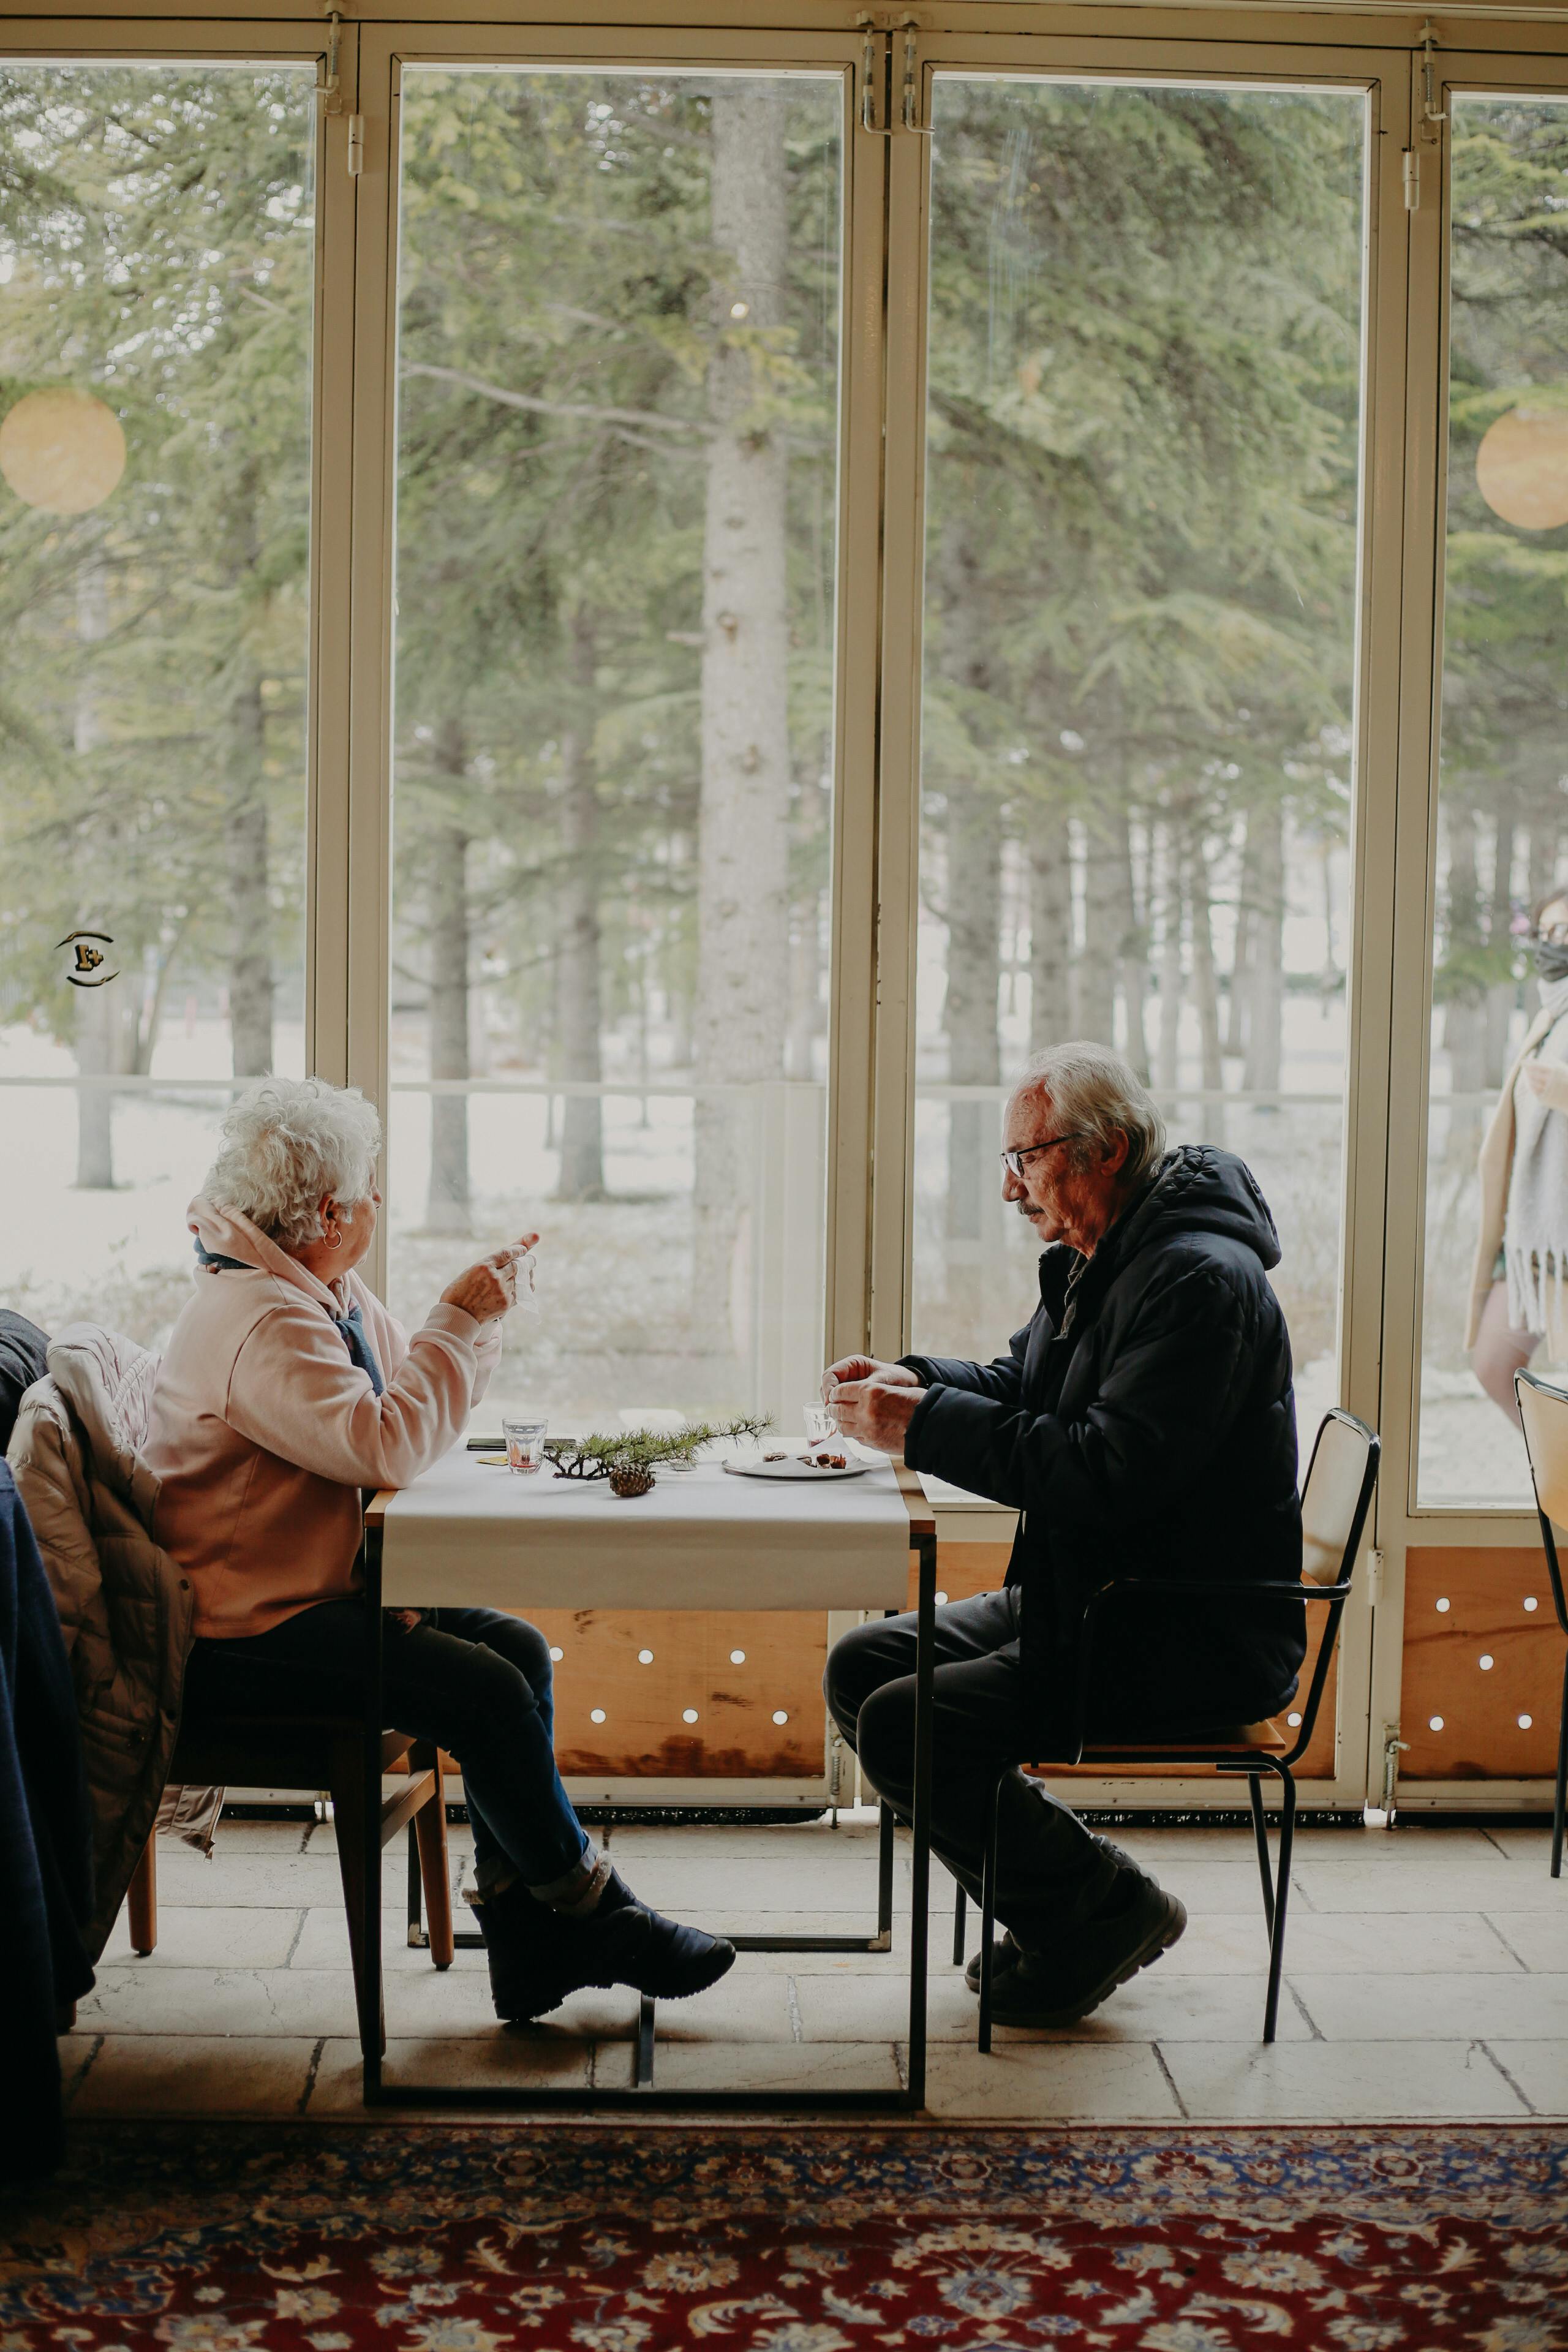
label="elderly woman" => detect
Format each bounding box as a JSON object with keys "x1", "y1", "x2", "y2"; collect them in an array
[{"x1": 145, "y1": 1077, "x2": 733, "y2": 2022}]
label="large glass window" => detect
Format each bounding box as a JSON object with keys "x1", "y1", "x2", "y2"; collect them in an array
[
  {"x1": 385, "y1": 67, "x2": 843, "y2": 1425},
  {"x1": 908, "y1": 76, "x2": 1368, "y2": 1439},
  {"x1": 1418, "y1": 94, "x2": 1568, "y2": 1507},
  {"x1": 0, "y1": 62, "x2": 317, "y2": 1344}
]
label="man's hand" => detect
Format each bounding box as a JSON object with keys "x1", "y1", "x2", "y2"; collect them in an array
[
  {"x1": 821, "y1": 1354, "x2": 920, "y2": 1400},
  {"x1": 440, "y1": 1233, "x2": 540, "y2": 1322},
  {"x1": 830, "y1": 1375, "x2": 925, "y2": 1456},
  {"x1": 1524, "y1": 1060, "x2": 1568, "y2": 1114}
]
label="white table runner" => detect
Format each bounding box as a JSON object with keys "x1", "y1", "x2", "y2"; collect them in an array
[{"x1": 378, "y1": 1449, "x2": 914, "y2": 1612}]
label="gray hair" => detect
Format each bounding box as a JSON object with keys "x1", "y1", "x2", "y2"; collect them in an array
[
  {"x1": 1012, "y1": 1041, "x2": 1167, "y2": 1186},
  {"x1": 203, "y1": 1077, "x2": 382, "y2": 1252}
]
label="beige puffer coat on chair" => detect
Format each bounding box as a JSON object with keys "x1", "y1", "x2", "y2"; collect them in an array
[{"x1": 6, "y1": 1325, "x2": 214, "y2": 1960}]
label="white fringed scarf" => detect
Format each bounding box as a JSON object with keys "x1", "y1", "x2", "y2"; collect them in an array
[{"x1": 1504, "y1": 974, "x2": 1568, "y2": 1354}]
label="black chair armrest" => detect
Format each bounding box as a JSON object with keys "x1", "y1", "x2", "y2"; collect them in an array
[
  {"x1": 1052, "y1": 1572, "x2": 1349, "y2": 1768},
  {"x1": 1082, "y1": 1574, "x2": 1349, "y2": 1608}
]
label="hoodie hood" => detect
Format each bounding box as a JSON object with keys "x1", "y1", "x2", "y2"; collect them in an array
[
  {"x1": 186, "y1": 1195, "x2": 344, "y2": 1314},
  {"x1": 1109, "y1": 1144, "x2": 1282, "y2": 1273}
]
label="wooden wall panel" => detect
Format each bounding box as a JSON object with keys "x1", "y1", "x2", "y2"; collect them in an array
[
  {"x1": 1401, "y1": 1548, "x2": 1564, "y2": 1780},
  {"x1": 529, "y1": 1608, "x2": 829, "y2": 1779}
]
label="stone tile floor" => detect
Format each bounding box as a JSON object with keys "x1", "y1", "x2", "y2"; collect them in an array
[{"x1": 61, "y1": 1809, "x2": 1567, "y2": 2123}]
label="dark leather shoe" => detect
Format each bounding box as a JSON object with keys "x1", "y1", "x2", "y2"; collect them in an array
[
  {"x1": 470, "y1": 1879, "x2": 578, "y2": 2022},
  {"x1": 962, "y1": 1834, "x2": 1147, "y2": 1993},
  {"x1": 473, "y1": 1869, "x2": 736, "y2": 2021},
  {"x1": 986, "y1": 1878, "x2": 1187, "y2": 2028},
  {"x1": 578, "y1": 1868, "x2": 737, "y2": 2001},
  {"x1": 964, "y1": 1929, "x2": 1023, "y2": 1994}
]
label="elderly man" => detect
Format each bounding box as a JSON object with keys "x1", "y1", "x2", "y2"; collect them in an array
[{"x1": 823, "y1": 1042, "x2": 1303, "y2": 2028}]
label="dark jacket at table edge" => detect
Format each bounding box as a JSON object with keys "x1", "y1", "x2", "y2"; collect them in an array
[
  {"x1": 1, "y1": 1457, "x2": 96, "y2": 2179},
  {"x1": 900, "y1": 1142, "x2": 1305, "y2": 1753}
]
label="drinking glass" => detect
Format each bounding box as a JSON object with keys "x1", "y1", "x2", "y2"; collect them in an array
[
  {"x1": 503, "y1": 1415, "x2": 548, "y2": 1474},
  {"x1": 804, "y1": 1401, "x2": 838, "y2": 1449}
]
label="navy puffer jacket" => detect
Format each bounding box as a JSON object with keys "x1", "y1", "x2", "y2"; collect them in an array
[{"x1": 902, "y1": 1144, "x2": 1305, "y2": 1750}]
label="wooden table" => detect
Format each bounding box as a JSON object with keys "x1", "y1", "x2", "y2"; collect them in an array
[{"x1": 356, "y1": 1449, "x2": 938, "y2": 2112}]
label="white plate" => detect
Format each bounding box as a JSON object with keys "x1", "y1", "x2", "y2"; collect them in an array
[{"x1": 724, "y1": 1454, "x2": 870, "y2": 1481}]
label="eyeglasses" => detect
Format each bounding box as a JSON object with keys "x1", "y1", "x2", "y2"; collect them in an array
[{"x1": 1000, "y1": 1133, "x2": 1084, "y2": 1179}]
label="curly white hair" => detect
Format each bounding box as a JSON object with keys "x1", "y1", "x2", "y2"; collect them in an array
[{"x1": 203, "y1": 1077, "x2": 382, "y2": 1251}]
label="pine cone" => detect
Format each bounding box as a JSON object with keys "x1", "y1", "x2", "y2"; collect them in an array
[{"x1": 609, "y1": 1464, "x2": 656, "y2": 1499}]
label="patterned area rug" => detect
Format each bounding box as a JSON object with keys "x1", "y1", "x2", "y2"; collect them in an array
[{"x1": 2, "y1": 2127, "x2": 1565, "y2": 2352}]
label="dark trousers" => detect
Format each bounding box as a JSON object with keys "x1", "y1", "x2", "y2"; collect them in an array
[
  {"x1": 825, "y1": 1588, "x2": 1122, "y2": 1944},
  {"x1": 183, "y1": 1599, "x2": 589, "y2": 1897}
]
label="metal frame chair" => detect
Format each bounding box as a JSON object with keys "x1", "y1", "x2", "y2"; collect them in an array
[
  {"x1": 956, "y1": 1408, "x2": 1380, "y2": 2049},
  {"x1": 1511, "y1": 1370, "x2": 1568, "y2": 1877}
]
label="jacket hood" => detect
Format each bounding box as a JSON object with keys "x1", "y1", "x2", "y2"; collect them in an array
[
  {"x1": 187, "y1": 1195, "x2": 343, "y2": 1314},
  {"x1": 1112, "y1": 1144, "x2": 1283, "y2": 1273}
]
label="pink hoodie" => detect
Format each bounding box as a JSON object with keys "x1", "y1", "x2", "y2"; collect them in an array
[{"x1": 144, "y1": 1197, "x2": 501, "y2": 1639}]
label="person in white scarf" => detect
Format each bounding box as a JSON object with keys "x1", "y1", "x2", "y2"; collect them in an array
[{"x1": 1468, "y1": 894, "x2": 1568, "y2": 1420}]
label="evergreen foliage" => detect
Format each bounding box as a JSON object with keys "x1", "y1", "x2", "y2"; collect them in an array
[{"x1": 542, "y1": 1412, "x2": 770, "y2": 1480}]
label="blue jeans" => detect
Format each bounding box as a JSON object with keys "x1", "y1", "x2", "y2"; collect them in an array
[{"x1": 182, "y1": 1598, "x2": 590, "y2": 1896}]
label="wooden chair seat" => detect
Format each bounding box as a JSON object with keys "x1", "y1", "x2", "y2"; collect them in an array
[
  {"x1": 1078, "y1": 1718, "x2": 1289, "y2": 1760},
  {"x1": 126, "y1": 1717, "x2": 454, "y2": 2057}
]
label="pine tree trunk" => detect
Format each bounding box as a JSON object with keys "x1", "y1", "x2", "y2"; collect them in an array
[
  {"x1": 785, "y1": 777, "x2": 829, "y2": 1082},
  {"x1": 693, "y1": 81, "x2": 792, "y2": 1324},
  {"x1": 786, "y1": 915, "x2": 818, "y2": 1082},
  {"x1": 1484, "y1": 810, "x2": 1517, "y2": 1088},
  {"x1": 227, "y1": 669, "x2": 274, "y2": 1079},
  {"x1": 73, "y1": 557, "x2": 119, "y2": 1189},
  {"x1": 1075, "y1": 811, "x2": 1120, "y2": 1045},
  {"x1": 1027, "y1": 801, "x2": 1072, "y2": 1053},
  {"x1": 1116, "y1": 808, "x2": 1152, "y2": 1080},
  {"x1": 1242, "y1": 804, "x2": 1284, "y2": 1098},
  {"x1": 1153, "y1": 820, "x2": 1185, "y2": 1094},
  {"x1": 929, "y1": 507, "x2": 1002, "y2": 1245},
  {"x1": 424, "y1": 721, "x2": 472, "y2": 1235},
  {"x1": 557, "y1": 613, "x2": 606, "y2": 1202},
  {"x1": 1526, "y1": 821, "x2": 1562, "y2": 1019},
  {"x1": 1442, "y1": 805, "x2": 1488, "y2": 1102},
  {"x1": 1227, "y1": 819, "x2": 1259, "y2": 1059},
  {"x1": 1185, "y1": 837, "x2": 1226, "y2": 1145},
  {"x1": 944, "y1": 790, "x2": 1002, "y2": 1243}
]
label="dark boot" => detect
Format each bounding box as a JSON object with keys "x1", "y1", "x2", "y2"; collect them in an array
[
  {"x1": 986, "y1": 1874, "x2": 1187, "y2": 2028},
  {"x1": 963, "y1": 1834, "x2": 1149, "y2": 1994},
  {"x1": 470, "y1": 1879, "x2": 579, "y2": 2022},
  {"x1": 571, "y1": 1867, "x2": 737, "y2": 2001},
  {"x1": 472, "y1": 1871, "x2": 735, "y2": 2022}
]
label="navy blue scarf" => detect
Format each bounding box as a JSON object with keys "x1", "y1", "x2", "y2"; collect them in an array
[{"x1": 194, "y1": 1238, "x2": 385, "y2": 1396}]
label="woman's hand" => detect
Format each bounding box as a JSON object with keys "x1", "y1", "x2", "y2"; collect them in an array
[
  {"x1": 441, "y1": 1234, "x2": 540, "y2": 1322},
  {"x1": 1524, "y1": 1061, "x2": 1568, "y2": 1115}
]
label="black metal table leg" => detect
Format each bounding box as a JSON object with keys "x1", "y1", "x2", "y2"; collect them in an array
[
  {"x1": 360, "y1": 1525, "x2": 385, "y2": 2105},
  {"x1": 636, "y1": 1995, "x2": 657, "y2": 2088},
  {"x1": 905, "y1": 1530, "x2": 935, "y2": 2111}
]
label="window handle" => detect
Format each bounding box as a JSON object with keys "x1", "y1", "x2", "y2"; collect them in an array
[{"x1": 856, "y1": 17, "x2": 892, "y2": 137}]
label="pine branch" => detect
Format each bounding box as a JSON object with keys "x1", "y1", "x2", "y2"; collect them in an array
[{"x1": 543, "y1": 1414, "x2": 770, "y2": 1481}]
